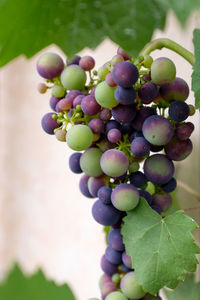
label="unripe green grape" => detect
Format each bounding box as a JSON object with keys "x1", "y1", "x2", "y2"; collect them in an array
[
  {"x1": 129, "y1": 162, "x2": 140, "y2": 173},
  {"x1": 120, "y1": 272, "x2": 145, "y2": 299},
  {"x1": 111, "y1": 54, "x2": 124, "y2": 67},
  {"x1": 112, "y1": 273, "x2": 120, "y2": 285},
  {"x1": 61, "y1": 65, "x2": 87, "y2": 90},
  {"x1": 98, "y1": 65, "x2": 110, "y2": 80},
  {"x1": 66, "y1": 125, "x2": 93, "y2": 151},
  {"x1": 80, "y1": 147, "x2": 103, "y2": 177},
  {"x1": 143, "y1": 55, "x2": 153, "y2": 68},
  {"x1": 151, "y1": 57, "x2": 176, "y2": 85},
  {"x1": 95, "y1": 81, "x2": 118, "y2": 109},
  {"x1": 188, "y1": 104, "x2": 195, "y2": 116},
  {"x1": 52, "y1": 84, "x2": 66, "y2": 97},
  {"x1": 105, "y1": 291, "x2": 128, "y2": 300}
]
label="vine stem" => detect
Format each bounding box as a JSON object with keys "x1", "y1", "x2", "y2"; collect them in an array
[
  {"x1": 140, "y1": 38, "x2": 195, "y2": 66},
  {"x1": 177, "y1": 180, "x2": 200, "y2": 202}
]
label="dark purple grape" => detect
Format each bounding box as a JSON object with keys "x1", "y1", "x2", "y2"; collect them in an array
[
  {"x1": 66, "y1": 90, "x2": 82, "y2": 100},
  {"x1": 98, "y1": 186, "x2": 112, "y2": 205},
  {"x1": 79, "y1": 55, "x2": 95, "y2": 71},
  {"x1": 79, "y1": 174, "x2": 94, "y2": 198},
  {"x1": 37, "y1": 53, "x2": 64, "y2": 79},
  {"x1": 41, "y1": 113, "x2": 59, "y2": 134},
  {"x1": 169, "y1": 100, "x2": 189, "y2": 122},
  {"x1": 105, "y1": 120, "x2": 121, "y2": 134},
  {"x1": 73, "y1": 94, "x2": 84, "y2": 108},
  {"x1": 105, "y1": 72, "x2": 117, "y2": 87},
  {"x1": 117, "y1": 48, "x2": 131, "y2": 60},
  {"x1": 130, "y1": 171, "x2": 147, "y2": 188},
  {"x1": 67, "y1": 55, "x2": 81, "y2": 66},
  {"x1": 101, "y1": 255, "x2": 118, "y2": 275},
  {"x1": 100, "y1": 108, "x2": 112, "y2": 121},
  {"x1": 88, "y1": 175, "x2": 108, "y2": 197},
  {"x1": 151, "y1": 193, "x2": 172, "y2": 212},
  {"x1": 107, "y1": 129, "x2": 122, "y2": 143},
  {"x1": 121, "y1": 123, "x2": 133, "y2": 135},
  {"x1": 142, "y1": 74, "x2": 151, "y2": 81},
  {"x1": 69, "y1": 152, "x2": 82, "y2": 174},
  {"x1": 131, "y1": 137, "x2": 150, "y2": 157},
  {"x1": 112, "y1": 104, "x2": 136, "y2": 123},
  {"x1": 130, "y1": 131, "x2": 143, "y2": 142},
  {"x1": 139, "y1": 190, "x2": 152, "y2": 205},
  {"x1": 120, "y1": 264, "x2": 132, "y2": 273},
  {"x1": 164, "y1": 137, "x2": 193, "y2": 161},
  {"x1": 108, "y1": 228, "x2": 125, "y2": 251},
  {"x1": 175, "y1": 122, "x2": 194, "y2": 140},
  {"x1": 105, "y1": 246, "x2": 122, "y2": 265},
  {"x1": 112, "y1": 61, "x2": 139, "y2": 88},
  {"x1": 81, "y1": 95, "x2": 101, "y2": 116},
  {"x1": 89, "y1": 118, "x2": 104, "y2": 134},
  {"x1": 92, "y1": 200, "x2": 121, "y2": 226},
  {"x1": 132, "y1": 106, "x2": 156, "y2": 131},
  {"x1": 142, "y1": 115, "x2": 174, "y2": 146},
  {"x1": 151, "y1": 205, "x2": 162, "y2": 214},
  {"x1": 160, "y1": 77, "x2": 189, "y2": 101},
  {"x1": 122, "y1": 252, "x2": 132, "y2": 269},
  {"x1": 49, "y1": 96, "x2": 61, "y2": 111},
  {"x1": 162, "y1": 177, "x2": 177, "y2": 193},
  {"x1": 114, "y1": 86, "x2": 136, "y2": 105},
  {"x1": 144, "y1": 154, "x2": 174, "y2": 185},
  {"x1": 138, "y1": 82, "x2": 159, "y2": 104},
  {"x1": 150, "y1": 144, "x2": 163, "y2": 153}
]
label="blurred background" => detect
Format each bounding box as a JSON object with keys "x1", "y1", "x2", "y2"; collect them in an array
[{"x1": 0, "y1": 6, "x2": 200, "y2": 300}]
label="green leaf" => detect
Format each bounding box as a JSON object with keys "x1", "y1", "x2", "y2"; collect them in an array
[
  {"x1": 192, "y1": 29, "x2": 200, "y2": 109},
  {"x1": 121, "y1": 198, "x2": 200, "y2": 295},
  {"x1": 164, "y1": 273, "x2": 200, "y2": 300},
  {"x1": 0, "y1": 265, "x2": 76, "y2": 300},
  {"x1": 156, "y1": 0, "x2": 200, "y2": 26},
  {"x1": 0, "y1": 0, "x2": 166, "y2": 67}
]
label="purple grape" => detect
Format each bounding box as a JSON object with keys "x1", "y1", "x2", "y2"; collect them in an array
[
  {"x1": 101, "y1": 255, "x2": 118, "y2": 275},
  {"x1": 111, "y1": 183, "x2": 139, "y2": 211},
  {"x1": 117, "y1": 48, "x2": 131, "y2": 60},
  {"x1": 112, "y1": 61, "x2": 139, "y2": 88},
  {"x1": 108, "y1": 228, "x2": 125, "y2": 251},
  {"x1": 151, "y1": 205, "x2": 162, "y2": 214},
  {"x1": 139, "y1": 190, "x2": 152, "y2": 205},
  {"x1": 69, "y1": 152, "x2": 82, "y2": 174},
  {"x1": 73, "y1": 94, "x2": 84, "y2": 107},
  {"x1": 112, "y1": 104, "x2": 136, "y2": 123},
  {"x1": 105, "y1": 246, "x2": 122, "y2": 265},
  {"x1": 169, "y1": 100, "x2": 190, "y2": 122},
  {"x1": 49, "y1": 96, "x2": 61, "y2": 111},
  {"x1": 164, "y1": 137, "x2": 193, "y2": 161},
  {"x1": 105, "y1": 72, "x2": 117, "y2": 87},
  {"x1": 151, "y1": 193, "x2": 172, "y2": 212},
  {"x1": 37, "y1": 52, "x2": 64, "y2": 79},
  {"x1": 79, "y1": 174, "x2": 94, "y2": 198},
  {"x1": 81, "y1": 95, "x2": 101, "y2": 116},
  {"x1": 120, "y1": 264, "x2": 132, "y2": 273},
  {"x1": 150, "y1": 144, "x2": 163, "y2": 153},
  {"x1": 138, "y1": 82, "x2": 159, "y2": 104},
  {"x1": 56, "y1": 98, "x2": 73, "y2": 112},
  {"x1": 67, "y1": 55, "x2": 81, "y2": 66},
  {"x1": 107, "y1": 129, "x2": 122, "y2": 143},
  {"x1": 41, "y1": 113, "x2": 59, "y2": 134},
  {"x1": 79, "y1": 55, "x2": 95, "y2": 71},
  {"x1": 105, "y1": 120, "x2": 121, "y2": 134},
  {"x1": 101, "y1": 281, "x2": 117, "y2": 298},
  {"x1": 99, "y1": 273, "x2": 112, "y2": 288},
  {"x1": 160, "y1": 77, "x2": 189, "y2": 102},
  {"x1": 66, "y1": 90, "x2": 82, "y2": 100},
  {"x1": 92, "y1": 200, "x2": 121, "y2": 226},
  {"x1": 100, "y1": 108, "x2": 112, "y2": 121},
  {"x1": 130, "y1": 131, "x2": 143, "y2": 142},
  {"x1": 114, "y1": 86, "x2": 136, "y2": 105},
  {"x1": 121, "y1": 123, "x2": 133, "y2": 135},
  {"x1": 89, "y1": 118, "x2": 104, "y2": 134},
  {"x1": 100, "y1": 149, "x2": 129, "y2": 177},
  {"x1": 162, "y1": 177, "x2": 177, "y2": 193},
  {"x1": 88, "y1": 175, "x2": 108, "y2": 197},
  {"x1": 144, "y1": 154, "x2": 174, "y2": 185},
  {"x1": 130, "y1": 171, "x2": 147, "y2": 188},
  {"x1": 131, "y1": 137, "x2": 150, "y2": 157},
  {"x1": 132, "y1": 106, "x2": 156, "y2": 131},
  {"x1": 122, "y1": 252, "x2": 132, "y2": 269},
  {"x1": 175, "y1": 122, "x2": 194, "y2": 140},
  {"x1": 142, "y1": 115, "x2": 174, "y2": 146},
  {"x1": 98, "y1": 186, "x2": 112, "y2": 205}
]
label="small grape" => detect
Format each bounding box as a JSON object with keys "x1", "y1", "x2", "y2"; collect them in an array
[
  {"x1": 129, "y1": 162, "x2": 139, "y2": 173},
  {"x1": 73, "y1": 94, "x2": 84, "y2": 108},
  {"x1": 100, "y1": 108, "x2": 112, "y2": 121},
  {"x1": 122, "y1": 252, "x2": 132, "y2": 269},
  {"x1": 169, "y1": 100, "x2": 190, "y2": 122},
  {"x1": 79, "y1": 55, "x2": 95, "y2": 71},
  {"x1": 98, "y1": 186, "x2": 112, "y2": 205},
  {"x1": 88, "y1": 175, "x2": 108, "y2": 197},
  {"x1": 105, "y1": 72, "x2": 117, "y2": 87},
  {"x1": 108, "y1": 228, "x2": 125, "y2": 251},
  {"x1": 105, "y1": 120, "x2": 121, "y2": 134},
  {"x1": 152, "y1": 193, "x2": 172, "y2": 212},
  {"x1": 101, "y1": 281, "x2": 117, "y2": 298},
  {"x1": 131, "y1": 137, "x2": 150, "y2": 157},
  {"x1": 164, "y1": 137, "x2": 193, "y2": 161},
  {"x1": 151, "y1": 57, "x2": 176, "y2": 85},
  {"x1": 56, "y1": 98, "x2": 73, "y2": 112},
  {"x1": 111, "y1": 54, "x2": 124, "y2": 66},
  {"x1": 143, "y1": 55, "x2": 153, "y2": 68},
  {"x1": 107, "y1": 129, "x2": 122, "y2": 143},
  {"x1": 175, "y1": 122, "x2": 194, "y2": 140},
  {"x1": 130, "y1": 171, "x2": 147, "y2": 188},
  {"x1": 37, "y1": 83, "x2": 48, "y2": 93},
  {"x1": 55, "y1": 129, "x2": 66, "y2": 142},
  {"x1": 89, "y1": 118, "x2": 104, "y2": 134},
  {"x1": 81, "y1": 95, "x2": 101, "y2": 115},
  {"x1": 79, "y1": 174, "x2": 94, "y2": 198},
  {"x1": 98, "y1": 65, "x2": 110, "y2": 80},
  {"x1": 112, "y1": 104, "x2": 136, "y2": 123},
  {"x1": 49, "y1": 96, "x2": 61, "y2": 111},
  {"x1": 51, "y1": 85, "x2": 66, "y2": 98},
  {"x1": 37, "y1": 52, "x2": 64, "y2": 79},
  {"x1": 162, "y1": 177, "x2": 177, "y2": 193},
  {"x1": 67, "y1": 55, "x2": 81, "y2": 66},
  {"x1": 66, "y1": 124, "x2": 93, "y2": 151},
  {"x1": 115, "y1": 86, "x2": 136, "y2": 105},
  {"x1": 61, "y1": 65, "x2": 86, "y2": 90},
  {"x1": 138, "y1": 82, "x2": 158, "y2": 104},
  {"x1": 188, "y1": 104, "x2": 195, "y2": 116},
  {"x1": 101, "y1": 255, "x2": 119, "y2": 275},
  {"x1": 105, "y1": 246, "x2": 122, "y2": 265}
]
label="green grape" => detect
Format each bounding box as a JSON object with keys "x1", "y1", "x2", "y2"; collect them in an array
[
  {"x1": 66, "y1": 125, "x2": 93, "y2": 151},
  {"x1": 120, "y1": 272, "x2": 145, "y2": 299},
  {"x1": 80, "y1": 147, "x2": 103, "y2": 177},
  {"x1": 105, "y1": 291, "x2": 128, "y2": 300},
  {"x1": 129, "y1": 162, "x2": 139, "y2": 173},
  {"x1": 112, "y1": 273, "x2": 120, "y2": 285},
  {"x1": 61, "y1": 65, "x2": 86, "y2": 90},
  {"x1": 188, "y1": 104, "x2": 195, "y2": 116},
  {"x1": 51, "y1": 84, "x2": 66, "y2": 97},
  {"x1": 151, "y1": 57, "x2": 176, "y2": 85},
  {"x1": 95, "y1": 81, "x2": 118, "y2": 109},
  {"x1": 143, "y1": 55, "x2": 153, "y2": 68},
  {"x1": 98, "y1": 65, "x2": 110, "y2": 80}
]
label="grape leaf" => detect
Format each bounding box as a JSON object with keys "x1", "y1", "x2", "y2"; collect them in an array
[
  {"x1": 0, "y1": 0, "x2": 166, "y2": 67},
  {"x1": 121, "y1": 198, "x2": 200, "y2": 295},
  {"x1": 164, "y1": 273, "x2": 200, "y2": 300},
  {"x1": 0, "y1": 264, "x2": 76, "y2": 300},
  {"x1": 192, "y1": 29, "x2": 200, "y2": 109}
]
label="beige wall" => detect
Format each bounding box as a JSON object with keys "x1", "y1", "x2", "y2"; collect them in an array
[{"x1": 0, "y1": 11, "x2": 199, "y2": 300}]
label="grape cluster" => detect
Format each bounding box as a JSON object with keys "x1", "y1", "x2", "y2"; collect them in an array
[{"x1": 37, "y1": 48, "x2": 195, "y2": 300}]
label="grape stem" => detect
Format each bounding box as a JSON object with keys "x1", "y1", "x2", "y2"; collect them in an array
[
  {"x1": 140, "y1": 38, "x2": 195, "y2": 65},
  {"x1": 177, "y1": 180, "x2": 200, "y2": 202}
]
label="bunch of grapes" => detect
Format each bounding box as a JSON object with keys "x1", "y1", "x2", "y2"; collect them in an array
[{"x1": 37, "y1": 47, "x2": 195, "y2": 300}]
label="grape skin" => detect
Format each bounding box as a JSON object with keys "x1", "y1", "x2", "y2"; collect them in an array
[
  {"x1": 61, "y1": 65, "x2": 86, "y2": 90},
  {"x1": 41, "y1": 113, "x2": 59, "y2": 135},
  {"x1": 80, "y1": 147, "x2": 103, "y2": 177},
  {"x1": 66, "y1": 124, "x2": 93, "y2": 151}
]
